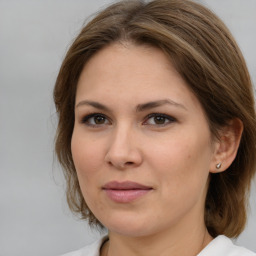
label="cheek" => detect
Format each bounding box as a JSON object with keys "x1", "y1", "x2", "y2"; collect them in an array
[
  {"x1": 152, "y1": 136, "x2": 211, "y2": 219},
  {"x1": 71, "y1": 132, "x2": 105, "y2": 212},
  {"x1": 71, "y1": 131, "x2": 103, "y2": 187},
  {"x1": 147, "y1": 131, "x2": 212, "y2": 192}
]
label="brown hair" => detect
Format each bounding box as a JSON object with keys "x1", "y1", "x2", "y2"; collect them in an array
[{"x1": 54, "y1": 0, "x2": 256, "y2": 237}]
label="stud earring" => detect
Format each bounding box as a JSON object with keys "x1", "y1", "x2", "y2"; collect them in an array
[{"x1": 216, "y1": 163, "x2": 222, "y2": 169}]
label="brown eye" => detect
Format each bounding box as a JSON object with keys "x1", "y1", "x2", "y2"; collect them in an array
[
  {"x1": 81, "y1": 113, "x2": 110, "y2": 126},
  {"x1": 153, "y1": 116, "x2": 166, "y2": 124},
  {"x1": 94, "y1": 115, "x2": 106, "y2": 124},
  {"x1": 144, "y1": 113, "x2": 176, "y2": 126}
]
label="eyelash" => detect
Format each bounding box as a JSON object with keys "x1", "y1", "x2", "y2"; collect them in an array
[
  {"x1": 143, "y1": 113, "x2": 176, "y2": 126},
  {"x1": 81, "y1": 113, "x2": 111, "y2": 127},
  {"x1": 80, "y1": 113, "x2": 176, "y2": 127}
]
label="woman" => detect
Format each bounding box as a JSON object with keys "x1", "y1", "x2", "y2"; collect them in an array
[{"x1": 54, "y1": 0, "x2": 256, "y2": 255}]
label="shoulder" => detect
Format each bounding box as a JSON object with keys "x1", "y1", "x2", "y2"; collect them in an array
[
  {"x1": 60, "y1": 236, "x2": 108, "y2": 256},
  {"x1": 198, "y1": 235, "x2": 256, "y2": 256}
]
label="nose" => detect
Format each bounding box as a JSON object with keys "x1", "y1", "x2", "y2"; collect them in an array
[{"x1": 104, "y1": 125, "x2": 143, "y2": 170}]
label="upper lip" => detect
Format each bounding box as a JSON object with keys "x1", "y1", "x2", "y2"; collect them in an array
[{"x1": 102, "y1": 181, "x2": 152, "y2": 190}]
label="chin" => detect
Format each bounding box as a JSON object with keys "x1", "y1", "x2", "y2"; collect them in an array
[
  {"x1": 109, "y1": 225, "x2": 153, "y2": 238},
  {"x1": 99, "y1": 213, "x2": 160, "y2": 238}
]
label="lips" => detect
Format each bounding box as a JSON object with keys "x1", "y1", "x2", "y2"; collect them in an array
[
  {"x1": 103, "y1": 181, "x2": 152, "y2": 190},
  {"x1": 102, "y1": 181, "x2": 153, "y2": 203}
]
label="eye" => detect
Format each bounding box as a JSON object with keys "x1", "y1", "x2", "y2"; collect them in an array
[
  {"x1": 143, "y1": 113, "x2": 176, "y2": 126},
  {"x1": 81, "y1": 113, "x2": 111, "y2": 126}
]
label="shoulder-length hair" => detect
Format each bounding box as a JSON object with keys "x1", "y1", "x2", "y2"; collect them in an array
[{"x1": 54, "y1": 0, "x2": 256, "y2": 238}]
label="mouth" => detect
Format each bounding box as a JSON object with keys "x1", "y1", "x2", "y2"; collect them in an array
[{"x1": 102, "y1": 181, "x2": 153, "y2": 203}]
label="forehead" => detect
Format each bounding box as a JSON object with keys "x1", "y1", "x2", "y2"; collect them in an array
[
  {"x1": 76, "y1": 42, "x2": 201, "y2": 112},
  {"x1": 78, "y1": 43, "x2": 175, "y2": 89},
  {"x1": 80, "y1": 42, "x2": 175, "y2": 81}
]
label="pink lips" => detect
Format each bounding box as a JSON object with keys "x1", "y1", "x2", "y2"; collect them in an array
[{"x1": 102, "y1": 181, "x2": 152, "y2": 203}]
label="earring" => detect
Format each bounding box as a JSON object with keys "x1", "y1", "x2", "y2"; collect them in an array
[{"x1": 216, "y1": 163, "x2": 222, "y2": 169}]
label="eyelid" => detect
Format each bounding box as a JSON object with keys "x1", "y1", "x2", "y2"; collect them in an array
[
  {"x1": 143, "y1": 113, "x2": 176, "y2": 126},
  {"x1": 80, "y1": 112, "x2": 112, "y2": 126},
  {"x1": 79, "y1": 112, "x2": 176, "y2": 127}
]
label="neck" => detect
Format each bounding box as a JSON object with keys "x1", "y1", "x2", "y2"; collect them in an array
[
  {"x1": 101, "y1": 194, "x2": 213, "y2": 256},
  {"x1": 101, "y1": 222, "x2": 213, "y2": 256}
]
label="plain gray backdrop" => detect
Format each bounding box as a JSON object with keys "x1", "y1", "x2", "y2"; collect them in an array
[{"x1": 1, "y1": 1, "x2": 255, "y2": 255}]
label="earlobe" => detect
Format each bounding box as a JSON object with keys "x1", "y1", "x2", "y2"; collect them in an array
[{"x1": 210, "y1": 118, "x2": 243, "y2": 173}]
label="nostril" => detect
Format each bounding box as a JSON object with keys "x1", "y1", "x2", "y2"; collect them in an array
[{"x1": 105, "y1": 149, "x2": 143, "y2": 169}]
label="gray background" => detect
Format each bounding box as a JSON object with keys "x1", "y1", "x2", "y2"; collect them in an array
[{"x1": 0, "y1": 1, "x2": 255, "y2": 255}]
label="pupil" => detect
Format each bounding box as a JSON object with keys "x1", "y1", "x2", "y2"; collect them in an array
[
  {"x1": 154, "y1": 116, "x2": 165, "y2": 124},
  {"x1": 94, "y1": 116, "x2": 105, "y2": 124}
]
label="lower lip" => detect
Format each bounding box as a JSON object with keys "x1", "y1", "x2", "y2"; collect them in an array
[{"x1": 104, "y1": 189, "x2": 151, "y2": 203}]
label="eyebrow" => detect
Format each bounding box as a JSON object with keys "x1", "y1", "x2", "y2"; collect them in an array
[
  {"x1": 76, "y1": 100, "x2": 109, "y2": 111},
  {"x1": 136, "y1": 99, "x2": 187, "y2": 112},
  {"x1": 75, "y1": 99, "x2": 187, "y2": 112}
]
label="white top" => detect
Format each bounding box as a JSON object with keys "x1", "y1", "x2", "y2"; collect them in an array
[{"x1": 61, "y1": 235, "x2": 256, "y2": 256}]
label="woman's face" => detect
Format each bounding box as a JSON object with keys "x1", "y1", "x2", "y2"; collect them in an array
[{"x1": 71, "y1": 43, "x2": 219, "y2": 237}]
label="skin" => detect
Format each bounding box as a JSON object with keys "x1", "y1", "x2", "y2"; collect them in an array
[{"x1": 71, "y1": 42, "x2": 241, "y2": 256}]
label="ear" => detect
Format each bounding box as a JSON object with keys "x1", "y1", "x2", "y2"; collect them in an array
[{"x1": 210, "y1": 118, "x2": 243, "y2": 173}]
